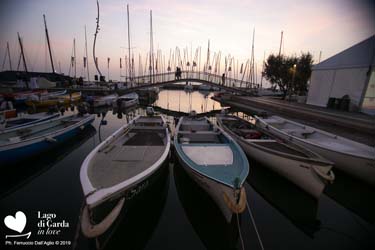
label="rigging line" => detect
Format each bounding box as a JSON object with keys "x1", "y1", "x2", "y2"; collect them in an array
[
  {"x1": 1, "y1": 45, "x2": 7, "y2": 70},
  {"x1": 236, "y1": 212, "x2": 245, "y2": 250},
  {"x1": 246, "y1": 200, "x2": 265, "y2": 250}
]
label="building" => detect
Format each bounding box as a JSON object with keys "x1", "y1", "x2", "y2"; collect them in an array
[{"x1": 306, "y1": 35, "x2": 375, "y2": 115}]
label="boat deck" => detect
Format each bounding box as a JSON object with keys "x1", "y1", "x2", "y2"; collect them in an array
[
  {"x1": 0, "y1": 117, "x2": 80, "y2": 144},
  {"x1": 88, "y1": 131, "x2": 166, "y2": 189}
]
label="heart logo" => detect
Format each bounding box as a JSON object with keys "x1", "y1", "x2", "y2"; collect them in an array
[{"x1": 4, "y1": 211, "x2": 27, "y2": 233}]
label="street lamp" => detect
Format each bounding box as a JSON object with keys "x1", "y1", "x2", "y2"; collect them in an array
[{"x1": 289, "y1": 64, "x2": 297, "y2": 101}]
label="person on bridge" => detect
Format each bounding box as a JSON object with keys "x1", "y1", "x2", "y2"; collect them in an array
[
  {"x1": 175, "y1": 67, "x2": 182, "y2": 80},
  {"x1": 175, "y1": 67, "x2": 179, "y2": 80},
  {"x1": 222, "y1": 73, "x2": 226, "y2": 85}
]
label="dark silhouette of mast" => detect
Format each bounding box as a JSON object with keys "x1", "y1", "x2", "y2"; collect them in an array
[
  {"x1": 278, "y1": 31, "x2": 283, "y2": 57},
  {"x1": 43, "y1": 14, "x2": 55, "y2": 73},
  {"x1": 149, "y1": 10, "x2": 154, "y2": 83},
  {"x1": 17, "y1": 32, "x2": 28, "y2": 73},
  {"x1": 93, "y1": 0, "x2": 103, "y2": 79},
  {"x1": 7, "y1": 42, "x2": 12, "y2": 70},
  {"x1": 127, "y1": 4, "x2": 132, "y2": 83},
  {"x1": 84, "y1": 25, "x2": 90, "y2": 81},
  {"x1": 73, "y1": 38, "x2": 76, "y2": 78}
]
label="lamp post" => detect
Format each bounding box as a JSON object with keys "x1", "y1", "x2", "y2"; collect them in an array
[{"x1": 289, "y1": 64, "x2": 297, "y2": 101}]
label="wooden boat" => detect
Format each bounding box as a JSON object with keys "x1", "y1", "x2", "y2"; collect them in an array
[
  {"x1": 13, "y1": 90, "x2": 48, "y2": 104},
  {"x1": 217, "y1": 115, "x2": 334, "y2": 199},
  {"x1": 0, "y1": 113, "x2": 95, "y2": 165},
  {"x1": 80, "y1": 113, "x2": 170, "y2": 238},
  {"x1": 113, "y1": 92, "x2": 139, "y2": 108},
  {"x1": 174, "y1": 114, "x2": 249, "y2": 222},
  {"x1": 0, "y1": 112, "x2": 59, "y2": 131},
  {"x1": 255, "y1": 115, "x2": 375, "y2": 186},
  {"x1": 25, "y1": 92, "x2": 81, "y2": 108}
]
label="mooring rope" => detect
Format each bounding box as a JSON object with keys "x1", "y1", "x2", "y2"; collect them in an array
[
  {"x1": 246, "y1": 200, "x2": 265, "y2": 250},
  {"x1": 71, "y1": 199, "x2": 86, "y2": 250},
  {"x1": 235, "y1": 212, "x2": 245, "y2": 250}
]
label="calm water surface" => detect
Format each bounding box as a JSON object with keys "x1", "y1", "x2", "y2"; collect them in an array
[{"x1": 0, "y1": 89, "x2": 374, "y2": 250}]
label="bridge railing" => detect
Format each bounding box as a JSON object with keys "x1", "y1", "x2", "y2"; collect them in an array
[{"x1": 129, "y1": 71, "x2": 258, "y2": 92}]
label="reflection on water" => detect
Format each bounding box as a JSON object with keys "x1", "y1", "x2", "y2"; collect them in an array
[
  {"x1": 0, "y1": 125, "x2": 96, "y2": 199},
  {"x1": 324, "y1": 169, "x2": 375, "y2": 224},
  {"x1": 155, "y1": 90, "x2": 222, "y2": 113},
  {"x1": 92, "y1": 164, "x2": 170, "y2": 250},
  {"x1": 247, "y1": 160, "x2": 320, "y2": 237}
]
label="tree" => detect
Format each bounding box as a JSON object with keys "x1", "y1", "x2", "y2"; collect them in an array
[{"x1": 263, "y1": 52, "x2": 313, "y2": 99}]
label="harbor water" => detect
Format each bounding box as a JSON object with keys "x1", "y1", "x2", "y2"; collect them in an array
[{"x1": 0, "y1": 89, "x2": 374, "y2": 250}]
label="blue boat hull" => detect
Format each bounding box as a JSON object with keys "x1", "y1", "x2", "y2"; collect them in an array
[{"x1": 0, "y1": 118, "x2": 94, "y2": 165}]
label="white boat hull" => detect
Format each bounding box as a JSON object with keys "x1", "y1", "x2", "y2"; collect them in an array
[
  {"x1": 258, "y1": 121, "x2": 375, "y2": 186},
  {"x1": 236, "y1": 138, "x2": 330, "y2": 199},
  {"x1": 176, "y1": 154, "x2": 240, "y2": 223}
]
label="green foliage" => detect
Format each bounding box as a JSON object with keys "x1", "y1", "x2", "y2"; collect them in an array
[{"x1": 263, "y1": 53, "x2": 313, "y2": 98}]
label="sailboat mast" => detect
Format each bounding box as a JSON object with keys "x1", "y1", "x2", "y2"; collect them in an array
[
  {"x1": 206, "y1": 39, "x2": 210, "y2": 74},
  {"x1": 93, "y1": 0, "x2": 102, "y2": 78},
  {"x1": 43, "y1": 14, "x2": 55, "y2": 73},
  {"x1": 278, "y1": 31, "x2": 283, "y2": 57},
  {"x1": 127, "y1": 4, "x2": 132, "y2": 83},
  {"x1": 149, "y1": 10, "x2": 154, "y2": 83},
  {"x1": 17, "y1": 32, "x2": 28, "y2": 73},
  {"x1": 251, "y1": 27, "x2": 255, "y2": 88},
  {"x1": 73, "y1": 38, "x2": 76, "y2": 78},
  {"x1": 84, "y1": 25, "x2": 90, "y2": 81},
  {"x1": 6, "y1": 42, "x2": 12, "y2": 71}
]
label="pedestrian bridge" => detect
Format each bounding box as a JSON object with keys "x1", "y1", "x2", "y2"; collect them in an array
[
  {"x1": 63, "y1": 71, "x2": 258, "y2": 95},
  {"x1": 124, "y1": 71, "x2": 257, "y2": 95}
]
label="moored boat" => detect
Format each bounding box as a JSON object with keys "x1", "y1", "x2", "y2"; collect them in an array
[
  {"x1": 25, "y1": 92, "x2": 81, "y2": 108},
  {"x1": 174, "y1": 113, "x2": 249, "y2": 222},
  {"x1": 26, "y1": 90, "x2": 67, "y2": 102},
  {"x1": 0, "y1": 113, "x2": 95, "y2": 165},
  {"x1": 217, "y1": 114, "x2": 334, "y2": 198},
  {"x1": 255, "y1": 115, "x2": 375, "y2": 186},
  {"x1": 79, "y1": 111, "x2": 170, "y2": 238},
  {"x1": 0, "y1": 112, "x2": 59, "y2": 131}
]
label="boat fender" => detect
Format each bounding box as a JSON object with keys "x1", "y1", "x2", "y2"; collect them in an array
[
  {"x1": 45, "y1": 137, "x2": 57, "y2": 143},
  {"x1": 312, "y1": 166, "x2": 335, "y2": 183},
  {"x1": 81, "y1": 197, "x2": 125, "y2": 238},
  {"x1": 223, "y1": 187, "x2": 247, "y2": 214}
]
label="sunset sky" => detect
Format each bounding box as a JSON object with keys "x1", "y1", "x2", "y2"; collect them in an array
[{"x1": 0, "y1": 0, "x2": 373, "y2": 82}]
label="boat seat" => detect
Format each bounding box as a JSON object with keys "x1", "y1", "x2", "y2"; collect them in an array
[
  {"x1": 178, "y1": 131, "x2": 220, "y2": 135},
  {"x1": 132, "y1": 125, "x2": 165, "y2": 131},
  {"x1": 245, "y1": 139, "x2": 277, "y2": 143},
  {"x1": 180, "y1": 137, "x2": 190, "y2": 144},
  {"x1": 179, "y1": 132, "x2": 221, "y2": 143}
]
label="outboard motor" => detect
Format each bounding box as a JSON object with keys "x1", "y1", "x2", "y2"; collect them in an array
[{"x1": 146, "y1": 106, "x2": 155, "y2": 116}]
